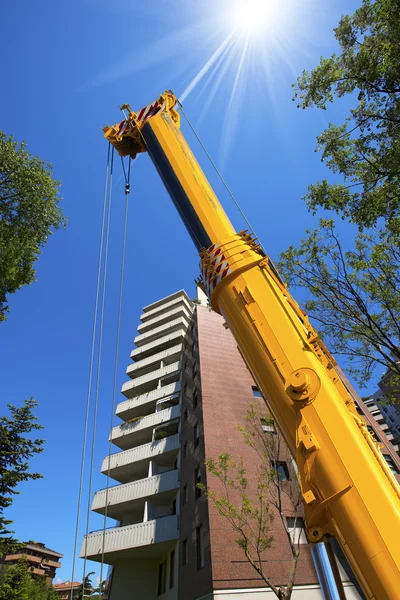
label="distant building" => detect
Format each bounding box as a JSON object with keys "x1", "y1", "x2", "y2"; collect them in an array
[
  {"x1": 3, "y1": 542, "x2": 63, "y2": 585},
  {"x1": 53, "y1": 581, "x2": 82, "y2": 599}
]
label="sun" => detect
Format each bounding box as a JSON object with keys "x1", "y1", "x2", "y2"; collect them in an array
[{"x1": 232, "y1": 0, "x2": 279, "y2": 37}]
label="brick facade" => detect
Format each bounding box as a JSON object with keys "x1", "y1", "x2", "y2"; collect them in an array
[{"x1": 178, "y1": 306, "x2": 319, "y2": 597}]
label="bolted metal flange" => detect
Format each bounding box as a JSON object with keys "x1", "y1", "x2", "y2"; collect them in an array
[{"x1": 286, "y1": 368, "x2": 321, "y2": 404}]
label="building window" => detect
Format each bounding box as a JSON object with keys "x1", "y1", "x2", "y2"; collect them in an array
[
  {"x1": 183, "y1": 441, "x2": 188, "y2": 459},
  {"x1": 390, "y1": 415, "x2": 395, "y2": 422},
  {"x1": 384, "y1": 455, "x2": 400, "y2": 475},
  {"x1": 182, "y1": 539, "x2": 188, "y2": 565},
  {"x1": 252, "y1": 386, "x2": 262, "y2": 398},
  {"x1": 195, "y1": 467, "x2": 202, "y2": 499},
  {"x1": 261, "y1": 417, "x2": 276, "y2": 434},
  {"x1": 286, "y1": 517, "x2": 307, "y2": 544},
  {"x1": 171, "y1": 498, "x2": 177, "y2": 515},
  {"x1": 183, "y1": 484, "x2": 188, "y2": 505},
  {"x1": 169, "y1": 549, "x2": 175, "y2": 589},
  {"x1": 196, "y1": 525, "x2": 204, "y2": 569},
  {"x1": 193, "y1": 391, "x2": 198, "y2": 409},
  {"x1": 272, "y1": 461, "x2": 290, "y2": 481},
  {"x1": 184, "y1": 408, "x2": 188, "y2": 422},
  {"x1": 194, "y1": 423, "x2": 200, "y2": 447},
  {"x1": 158, "y1": 560, "x2": 167, "y2": 595}
]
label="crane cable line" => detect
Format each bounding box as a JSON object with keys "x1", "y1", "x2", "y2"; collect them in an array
[
  {"x1": 81, "y1": 146, "x2": 115, "y2": 596},
  {"x1": 177, "y1": 99, "x2": 266, "y2": 256},
  {"x1": 98, "y1": 156, "x2": 131, "y2": 598},
  {"x1": 69, "y1": 143, "x2": 112, "y2": 599}
]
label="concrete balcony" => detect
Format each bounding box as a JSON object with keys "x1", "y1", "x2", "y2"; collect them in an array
[
  {"x1": 121, "y1": 362, "x2": 180, "y2": 398},
  {"x1": 134, "y1": 317, "x2": 189, "y2": 349},
  {"x1": 92, "y1": 470, "x2": 179, "y2": 521},
  {"x1": 101, "y1": 434, "x2": 180, "y2": 483},
  {"x1": 137, "y1": 305, "x2": 192, "y2": 335},
  {"x1": 126, "y1": 344, "x2": 183, "y2": 379},
  {"x1": 141, "y1": 292, "x2": 192, "y2": 323},
  {"x1": 111, "y1": 405, "x2": 180, "y2": 450},
  {"x1": 116, "y1": 382, "x2": 181, "y2": 421},
  {"x1": 80, "y1": 515, "x2": 178, "y2": 564},
  {"x1": 131, "y1": 329, "x2": 187, "y2": 360}
]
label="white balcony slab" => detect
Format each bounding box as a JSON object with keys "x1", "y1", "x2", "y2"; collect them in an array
[
  {"x1": 141, "y1": 291, "x2": 192, "y2": 321},
  {"x1": 80, "y1": 515, "x2": 178, "y2": 563},
  {"x1": 101, "y1": 434, "x2": 180, "y2": 483},
  {"x1": 116, "y1": 382, "x2": 181, "y2": 421},
  {"x1": 137, "y1": 305, "x2": 192, "y2": 335},
  {"x1": 134, "y1": 317, "x2": 190, "y2": 348},
  {"x1": 131, "y1": 329, "x2": 187, "y2": 360},
  {"x1": 126, "y1": 345, "x2": 183, "y2": 379},
  {"x1": 92, "y1": 470, "x2": 179, "y2": 520},
  {"x1": 111, "y1": 406, "x2": 180, "y2": 450},
  {"x1": 121, "y1": 362, "x2": 181, "y2": 399}
]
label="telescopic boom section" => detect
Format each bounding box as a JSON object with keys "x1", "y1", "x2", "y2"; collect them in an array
[{"x1": 104, "y1": 91, "x2": 400, "y2": 600}]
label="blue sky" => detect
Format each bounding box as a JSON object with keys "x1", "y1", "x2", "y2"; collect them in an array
[{"x1": 0, "y1": 0, "x2": 367, "y2": 585}]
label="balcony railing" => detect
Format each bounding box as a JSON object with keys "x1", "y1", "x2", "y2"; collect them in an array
[
  {"x1": 134, "y1": 317, "x2": 189, "y2": 348},
  {"x1": 80, "y1": 515, "x2": 178, "y2": 563},
  {"x1": 137, "y1": 305, "x2": 192, "y2": 335},
  {"x1": 101, "y1": 434, "x2": 180, "y2": 483},
  {"x1": 92, "y1": 470, "x2": 179, "y2": 517},
  {"x1": 121, "y1": 362, "x2": 181, "y2": 399},
  {"x1": 141, "y1": 294, "x2": 192, "y2": 322},
  {"x1": 126, "y1": 344, "x2": 183, "y2": 379},
  {"x1": 110, "y1": 405, "x2": 180, "y2": 450},
  {"x1": 116, "y1": 382, "x2": 181, "y2": 420},
  {"x1": 130, "y1": 329, "x2": 188, "y2": 360}
]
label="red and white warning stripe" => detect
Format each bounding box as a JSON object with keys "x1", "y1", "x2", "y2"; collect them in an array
[
  {"x1": 200, "y1": 242, "x2": 232, "y2": 298},
  {"x1": 137, "y1": 100, "x2": 163, "y2": 123}
]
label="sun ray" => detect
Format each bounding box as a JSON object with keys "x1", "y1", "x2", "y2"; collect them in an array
[
  {"x1": 179, "y1": 29, "x2": 237, "y2": 103},
  {"x1": 197, "y1": 36, "x2": 239, "y2": 126}
]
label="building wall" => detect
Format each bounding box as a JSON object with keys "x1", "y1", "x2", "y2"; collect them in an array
[
  {"x1": 190, "y1": 306, "x2": 320, "y2": 593},
  {"x1": 109, "y1": 555, "x2": 178, "y2": 600},
  {"x1": 178, "y1": 313, "x2": 213, "y2": 600}
]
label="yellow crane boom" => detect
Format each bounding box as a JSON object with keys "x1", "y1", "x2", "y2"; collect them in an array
[{"x1": 103, "y1": 90, "x2": 400, "y2": 600}]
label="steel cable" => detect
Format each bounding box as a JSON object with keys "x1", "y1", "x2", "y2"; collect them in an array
[
  {"x1": 81, "y1": 147, "x2": 115, "y2": 595},
  {"x1": 69, "y1": 144, "x2": 111, "y2": 598},
  {"x1": 98, "y1": 157, "x2": 131, "y2": 598}
]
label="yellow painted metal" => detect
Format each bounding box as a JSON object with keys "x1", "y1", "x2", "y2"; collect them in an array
[
  {"x1": 105, "y1": 92, "x2": 400, "y2": 600},
  {"x1": 202, "y1": 234, "x2": 400, "y2": 600},
  {"x1": 146, "y1": 111, "x2": 236, "y2": 246}
]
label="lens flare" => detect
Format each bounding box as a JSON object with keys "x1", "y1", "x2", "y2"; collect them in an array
[{"x1": 232, "y1": 0, "x2": 280, "y2": 37}]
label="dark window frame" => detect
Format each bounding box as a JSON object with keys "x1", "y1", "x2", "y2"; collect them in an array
[
  {"x1": 272, "y1": 461, "x2": 290, "y2": 481},
  {"x1": 169, "y1": 549, "x2": 175, "y2": 589},
  {"x1": 196, "y1": 525, "x2": 204, "y2": 569}
]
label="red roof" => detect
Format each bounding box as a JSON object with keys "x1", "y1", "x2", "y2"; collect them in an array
[{"x1": 54, "y1": 581, "x2": 81, "y2": 590}]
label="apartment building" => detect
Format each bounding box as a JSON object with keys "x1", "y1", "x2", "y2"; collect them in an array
[
  {"x1": 53, "y1": 581, "x2": 82, "y2": 599},
  {"x1": 81, "y1": 289, "x2": 400, "y2": 599},
  {"x1": 362, "y1": 392, "x2": 400, "y2": 456},
  {"x1": 3, "y1": 542, "x2": 63, "y2": 585}
]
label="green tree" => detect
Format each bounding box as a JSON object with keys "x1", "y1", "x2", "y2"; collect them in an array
[
  {"x1": 278, "y1": 220, "x2": 400, "y2": 394},
  {"x1": 200, "y1": 405, "x2": 303, "y2": 600},
  {"x1": 0, "y1": 131, "x2": 65, "y2": 322},
  {"x1": 0, "y1": 399, "x2": 45, "y2": 558},
  {"x1": 0, "y1": 561, "x2": 58, "y2": 600},
  {"x1": 293, "y1": 0, "x2": 400, "y2": 232},
  {"x1": 72, "y1": 572, "x2": 94, "y2": 600},
  {"x1": 283, "y1": 0, "x2": 400, "y2": 396}
]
